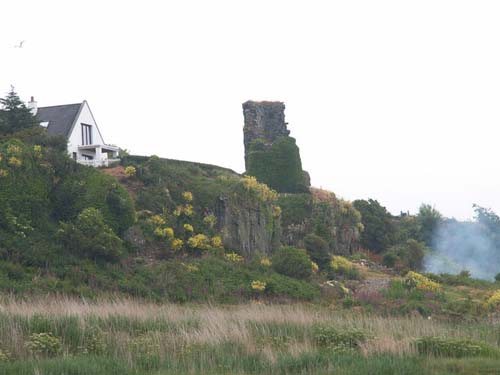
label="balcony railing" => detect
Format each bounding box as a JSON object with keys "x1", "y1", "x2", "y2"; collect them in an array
[{"x1": 77, "y1": 158, "x2": 120, "y2": 168}]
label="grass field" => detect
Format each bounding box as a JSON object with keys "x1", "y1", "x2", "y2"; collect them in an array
[{"x1": 0, "y1": 298, "x2": 500, "y2": 374}]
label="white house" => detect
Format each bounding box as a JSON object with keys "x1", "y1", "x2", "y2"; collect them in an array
[{"x1": 28, "y1": 97, "x2": 119, "y2": 167}]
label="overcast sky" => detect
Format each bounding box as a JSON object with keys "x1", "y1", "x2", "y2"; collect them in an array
[{"x1": 1, "y1": 0, "x2": 500, "y2": 220}]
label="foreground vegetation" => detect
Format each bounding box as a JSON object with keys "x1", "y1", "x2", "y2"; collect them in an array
[{"x1": 0, "y1": 299, "x2": 500, "y2": 374}]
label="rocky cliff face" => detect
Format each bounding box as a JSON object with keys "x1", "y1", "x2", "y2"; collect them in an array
[{"x1": 216, "y1": 195, "x2": 280, "y2": 257}]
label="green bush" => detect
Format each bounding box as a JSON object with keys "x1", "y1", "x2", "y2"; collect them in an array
[
  {"x1": 277, "y1": 193, "x2": 312, "y2": 227},
  {"x1": 415, "y1": 336, "x2": 498, "y2": 358},
  {"x1": 272, "y1": 247, "x2": 312, "y2": 279},
  {"x1": 313, "y1": 325, "x2": 368, "y2": 351},
  {"x1": 26, "y1": 332, "x2": 62, "y2": 357},
  {"x1": 304, "y1": 234, "x2": 330, "y2": 269},
  {"x1": 58, "y1": 208, "x2": 124, "y2": 262}
]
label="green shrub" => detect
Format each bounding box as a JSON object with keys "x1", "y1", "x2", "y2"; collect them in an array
[
  {"x1": 277, "y1": 193, "x2": 312, "y2": 227},
  {"x1": 415, "y1": 336, "x2": 498, "y2": 358},
  {"x1": 58, "y1": 208, "x2": 124, "y2": 262},
  {"x1": 304, "y1": 234, "x2": 330, "y2": 269},
  {"x1": 26, "y1": 332, "x2": 62, "y2": 357},
  {"x1": 313, "y1": 325, "x2": 368, "y2": 351},
  {"x1": 495, "y1": 273, "x2": 500, "y2": 282},
  {"x1": 272, "y1": 247, "x2": 312, "y2": 279}
]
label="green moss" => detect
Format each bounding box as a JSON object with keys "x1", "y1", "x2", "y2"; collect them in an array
[{"x1": 246, "y1": 137, "x2": 308, "y2": 193}]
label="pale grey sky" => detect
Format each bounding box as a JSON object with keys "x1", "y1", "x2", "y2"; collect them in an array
[{"x1": 1, "y1": 0, "x2": 500, "y2": 220}]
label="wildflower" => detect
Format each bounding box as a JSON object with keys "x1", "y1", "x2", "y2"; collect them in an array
[
  {"x1": 311, "y1": 261, "x2": 319, "y2": 273},
  {"x1": 187, "y1": 234, "x2": 210, "y2": 250},
  {"x1": 148, "y1": 215, "x2": 166, "y2": 226},
  {"x1": 225, "y1": 252, "x2": 244, "y2": 263},
  {"x1": 183, "y1": 223, "x2": 194, "y2": 232},
  {"x1": 182, "y1": 191, "x2": 193, "y2": 202},
  {"x1": 0, "y1": 169, "x2": 8, "y2": 178},
  {"x1": 8, "y1": 156, "x2": 22, "y2": 167},
  {"x1": 251, "y1": 280, "x2": 266, "y2": 292},
  {"x1": 404, "y1": 271, "x2": 441, "y2": 292},
  {"x1": 203, "y1": 214, "x2": 217, "y2": 229},
  {"x1": 171, "y1": 238, "x2": 183, "y2": 251},
  {"x1": 260, "y1": 257, "x2": 272, "y2": 267},
  {"x1": 211, "y1": 235, "x2": 223, "y2": 248},
  {"x1": 186, "y1": 264, "x2": 199, "y2": 272},
  {"x1": 165, "y1": 227, "x2": 174, "y2": 239},
  {"x1": 124, "y1": 166, "x2": 137, "y2": 177},
  {"x1": 485, "y1": 289, "x2": 500, "y2": 309},
  {"x1": 7, "y1": 144, "x2": 21, "y2": 154}
]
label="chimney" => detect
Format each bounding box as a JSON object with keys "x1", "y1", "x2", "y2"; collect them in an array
[{"x1": 27, "y1": 96, "x2": 37, "y2": 115}]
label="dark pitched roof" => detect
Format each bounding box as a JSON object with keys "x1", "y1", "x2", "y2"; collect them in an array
[{"x1": 36, "y1": 103, "x2": 83, "y2": 138}]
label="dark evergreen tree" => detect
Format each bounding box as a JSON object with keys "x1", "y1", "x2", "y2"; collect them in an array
[
  {"x1": 0, "y1": 87, "x2": 37, "y2": 135},
  {"x1": 353, "y1": 199, "x2": 396, "y2": 253}
]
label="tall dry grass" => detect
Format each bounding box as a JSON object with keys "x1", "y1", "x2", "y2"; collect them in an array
[{"x1": 0, "y1": 296, "x2": 498, "y2": 363}]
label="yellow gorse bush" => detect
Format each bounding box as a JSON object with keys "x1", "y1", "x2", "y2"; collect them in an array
[
  {"x1": 485, "y1": 289, "x2": 500, "y2": 309},
  {"x1": 225, "y1": 252, "x2": 244, "y2": 263},
  {"x1": 211, "y1": 236, "x2": 223, "y2": 248},
  {"x1": 171, "y1": 238, "x2": 183, "y2": 251},
  {"x1": 148, "y1": 215, "x2": 166, "y2": 226},
  {"x1": 6, "y1": 144, "x2": 21, "y2": 154},
  {"x1": 240, "y1": 176, "x2": 277, "y2": 202},
  {"x1": 187, "y1": 234, "x2": 210, "y2": 250},
  {"x1": 251, "y1": 280, "x2": 266, "y2": 291},
  {"x1": 330, "y1": 256, "x2": 353, "y2": 272},
  {"x1": 8, "y1": 156, "x2": 22, "y2": 167},
  {"x1": 260, "y1": 257, "x2": 272, "y2": 267},
  {"x1": 311, "y1": 261, "x2": 319, "y2": 273},
  {"x1": 124, "y1": 166, "x2": 137, "y2": 177},
  {"x1": 404, "y1": 271, "x2": 441, "y2": 292},
  {"x1": 182, "y1": 191, "x2": 193, "y2": 202}
]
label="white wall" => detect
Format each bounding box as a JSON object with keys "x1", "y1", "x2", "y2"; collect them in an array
[{"x1": 67, "y1": 101, "x2": 106, "y2": 158}]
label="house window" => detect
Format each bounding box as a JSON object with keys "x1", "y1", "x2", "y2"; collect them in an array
[
  {"x1": 81, "y1": 124, "x2": 92, "y2": 145},
  {"x1": 72, "y1": 152, "x2": 77, "y2": 160},
  {"x1": 82, "y1": 154, "x2": 93, "y2": 160}
]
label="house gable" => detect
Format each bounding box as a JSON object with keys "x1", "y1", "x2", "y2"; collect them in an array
[{"x1": 67, "y1": 101, "x2": 106, "y2": 149}]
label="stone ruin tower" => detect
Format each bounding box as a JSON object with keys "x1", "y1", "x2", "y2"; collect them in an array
[
  {"x1": 242, "y1": 101, "x2": 290, "y2": 168},
  {"x1": 242, "y1": 100, "x2": 310, "y2": 193}
]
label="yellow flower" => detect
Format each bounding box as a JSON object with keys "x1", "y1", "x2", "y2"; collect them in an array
[
  {"x1": 404, "y1": 271, "x2": 441, "y2": 292},
  {"x1": 148, "y1": 215, "x2": 166, "y2": 226},
  {"x1": 171, "y1": 238, "x2": 184, "y2": 251},
  {"x1": 33, "y1": 145, "x2": 42, "y2": 153},
  {"x1": 485, "y1": 289, "x2": 500, "y2": 309},
  {"x1": 7, "y1": 144, "x2": 21, "y2": 154},
  {"x1": 183, "y1": 224, "x2": 194, "y2": 232},
  {"x1": 225, "y1": 252, "x2": 244, "y2": 263},
  {"x1": 211, "y1": 235, "x2": 223, "y2": 248},
  {"x1": 251, "y1": 280, "x2": 266, "y2": 292},
  {"x1": 203, "y1": 214, "x2": 217, "y2": 229},
  {"x1": 260, "y1": 257, "x2": 271, "y2": 267},
  {"x1": 186, "y1": 264, "x2": 199, "y2": 272},
  {"x1": 272, "y1": 205, "x2": 282, "y2": 218},
  {"x1": 311, "y1": 261, "x2": 319, "y2": 273},
  {"x1": 8, "y1": 156, "x2": 22, "y2": 167},
  {"x1": 153, "y1": 227, "x2": 168, "y2": 238},
  {"x1": 183, "y1": 204, "x2": 194, "y2": 217},
  {"x1": 182, "y1": 191, "x2": 193, "y2": 202},
  {"x1": 165, "y1": 227, "x2": 174, "y2": 239},
  {"x1": 0, "y1": 169, "x2": 8, "y2": 178},
  {"x1": 330, "y1": 256, "x2": 353, "y2": 272},
  {"x1": 124, "y1": 166, "x2": 137, "y2": 177},
  {"x1": 187, "y1": 234, "x2": 210, "y2": 250}
]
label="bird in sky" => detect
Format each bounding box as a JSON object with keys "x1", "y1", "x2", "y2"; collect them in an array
[{"x1": 14, "y1": 40, "x2": 25, "y2": 48}]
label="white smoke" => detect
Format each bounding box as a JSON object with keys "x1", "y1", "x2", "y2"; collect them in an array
[{"x1": 425, "y1": 220, "x2": 499, "y2": 280}]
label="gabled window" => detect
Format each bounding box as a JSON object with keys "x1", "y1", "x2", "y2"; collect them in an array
[{"x1": 81, "y1": 124, "x2": 92, "y2": 145}]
